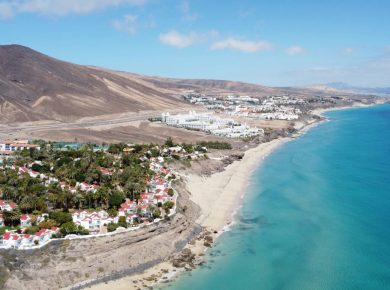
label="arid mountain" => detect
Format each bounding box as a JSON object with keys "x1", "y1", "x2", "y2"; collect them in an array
[
  {"x1": 0, "y1": 44, "x2": 361, "y2": 123},
  {"x1": 0, "y1": 45, "x2": 191, "y2": 122}
]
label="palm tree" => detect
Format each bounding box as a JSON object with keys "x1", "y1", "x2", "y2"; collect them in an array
[
  {"x1": 3, "y1": 210, "x2": 21, "y2": 227},
  {"x1": 97, "y1": 186, "x2": 110, "y2": 209},
  {"x1": 73, "y1": 192, "x2": 85, "y2": 209}
]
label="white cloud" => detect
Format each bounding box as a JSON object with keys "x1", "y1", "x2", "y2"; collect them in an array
[
  {"x1": 159, "y1": 30, "x2": 208, "y2": 48},
  {"x1": 0, "y1": 0, "x2": 145, "y2": 18},
  {"x1": 210, "y1": 37, "x2": 272, "y2": 53},
  {"x1": 343, "y1": 47, "x2": 354, "y2": 54},
  {"x1": 0, "y1": 2, "x2": 14, "y2": 19},
  {"x1": 285, "y1": 45, "x2": 306, "y2": 55},
  {"x1": 179, "y1": 0, "x2": 197, "y2": 21},
  {"x1": 113, "y1": 14, "x2": 138, "y2": 34},
  {"x1": 113, "y1": 14, "x2": 154, "y2": 34}
]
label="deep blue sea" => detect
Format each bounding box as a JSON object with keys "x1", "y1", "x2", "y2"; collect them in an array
[{"x1": 160, "y1": 104, "x2": 390, "y2": 290}]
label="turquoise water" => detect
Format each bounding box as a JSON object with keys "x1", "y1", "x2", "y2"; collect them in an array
[{"x1": 161, "y1": 104, "x2": 390, "y2": 290}]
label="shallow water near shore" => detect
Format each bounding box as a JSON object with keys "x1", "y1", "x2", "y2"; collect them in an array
[{"x1": 159, "y1": 104, "x2": 390, "y2": 290}]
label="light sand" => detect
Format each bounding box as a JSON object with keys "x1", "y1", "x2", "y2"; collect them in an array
[
  {"x1": 186, "y1": 138, "x2": 290, "y2": 231},
  {"x1": 84, "y1": 262, "x2": 178, "y2": 290},
  {"x1": 86, "y1": 138, "x2": 291, "y2": 290}
]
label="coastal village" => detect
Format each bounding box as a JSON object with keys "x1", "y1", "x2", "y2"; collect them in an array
[
  {"x1": 161, "y1": 111, "x2": 263, "y2": 138},
  {"x1": 0, "y1": 2, "x2": 388, "y2": 288},
  {"x1": 0, "y1": 139, "x2": 196, "y2": 250},
  {"x1": 158, "y1": 94, "x2": 354, "y2": 139},
  {"x1": 0, "y1": 94, "x2": 361, "y2": 251},
  {"x1": 183, "y1": 94, "x2": 307, "y2": 120},
  {"x1": 0, "y1": 95, "x2": 382, "y2": 290}
]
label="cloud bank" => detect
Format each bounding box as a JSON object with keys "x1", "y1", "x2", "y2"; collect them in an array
[
  {"x1": 210, "y1": 37, "x2": 272, "y2": 53},
  {"x1": 159, "y1": 30, "x2": 212, "y2": 48},
  {"x1": 0, "y1": 0, "x2": 145, "y2": 19},
  {"x1": 285, "y1": 45, "x2": 306, "y2": 55}
]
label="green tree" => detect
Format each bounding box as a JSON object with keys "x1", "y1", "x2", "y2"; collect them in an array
[
  {"x1": 60, "y1": 221, "x2": 88, "y2": 236},
  {"x1": 3, "y1": 210, "x2": 21, "y2": 227},
  {"x1": 24, "y1": 226, "x2": 40, "y2": 235},
  {"x1": 117, "y1": 216, "x2": 127, "y2": 228},
  {"x1": 165, "y1": 137, "x2": 174, "y2": 147},
  {"x1": 152, "y1": 208, "x2": 161, "y2": 219},
  {"x1": 107, "y1": 222, "x2": 119, "y2": 232},
  {"x1": 49, "y1": 211, "x2": 72, "y2": 226},
  {"x1": 109, "y1": 190, "x2": 125, "y2": 209}
]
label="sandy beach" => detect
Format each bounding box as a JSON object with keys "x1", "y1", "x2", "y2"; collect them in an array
[
  {"x1": 86, "y1": 137, "x2": 291, "y2": 290},
  {"x1": 66, "y1": 103, "x2": 384, "y2": 290},
  {"x1": 186, "y1": 138, "x2": 291, "y2": 231}
]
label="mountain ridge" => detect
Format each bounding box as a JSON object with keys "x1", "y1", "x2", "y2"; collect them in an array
[{"x1": 0, "y1": 44, "x2": 368, "y2": 123}]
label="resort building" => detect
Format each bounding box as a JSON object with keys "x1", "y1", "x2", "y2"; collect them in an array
[
  {"x1": 161, "y1": 111, "x2": 262, "y2": 138},
  {"x1": 0, "y1": 140, "x2": 40, "y2": 152}
]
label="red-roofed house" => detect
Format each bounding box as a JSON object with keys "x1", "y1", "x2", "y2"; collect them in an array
[
  {"x1": 20, "y1": 214, "x2": 32, "y2": 227},
  {"x1": 126, "y1": 214, "x2": 139, "y2": 224},
  {"x1": 2, "y1": 232, "x2": 20, "y2": 248},
  {"x1": 0, "y1": 199, "x2": 16, "y2": 211},
  {"x1": 99, "y1": 167, "x2": 112, "y2": 176}
]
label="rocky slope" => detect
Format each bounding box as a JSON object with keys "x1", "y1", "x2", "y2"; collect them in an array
[{"x1": 1, "y1": 44, "x2": 359, "y2": 124}]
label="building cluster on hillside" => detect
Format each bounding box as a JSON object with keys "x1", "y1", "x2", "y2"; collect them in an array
[
  {"x1": 183, "y1": 94, "x2": 307, "y2": 121},
  {"x1": 71, "y1": 157, "x2": 175, "y2": 233},
  {"x1": 1, "y1": 227, "x2": 59, "y2": 249},
  {"x1": 0, "y1": 204, "x2": 59, "y2": 249},
  {"x1": 161, "y1": 111, "x2": 263, "y2": 138},
  {"x1": 0, "y1": 153, "x2": 177, "y2": 249}
]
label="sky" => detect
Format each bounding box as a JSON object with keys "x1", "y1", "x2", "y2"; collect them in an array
[{"x1": 0, "y1": 0, "x2": 389, "y2": 87}]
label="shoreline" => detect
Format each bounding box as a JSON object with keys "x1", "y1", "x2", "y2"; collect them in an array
[
  {"x1": 85, "y1": 138, "x2": 293, "y2": 290},
  {"x1": 83, "y1": 103, "x2": 378, "y2": 290}
]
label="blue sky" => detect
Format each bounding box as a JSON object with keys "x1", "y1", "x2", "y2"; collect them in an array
[{"x1": 1, "y1": 0, "x2": 389, "y2": 87}]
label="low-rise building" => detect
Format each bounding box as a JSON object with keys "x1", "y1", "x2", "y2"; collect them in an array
[
  {"x1": 0, "y1": 199, "x2": 16, "y2": 211},
  {"x1": 20, "y1": 214, "x2": 32, "y2": 227},
  {"x1": 0, "y1": 140, "x2": 40, "y2": 152}
]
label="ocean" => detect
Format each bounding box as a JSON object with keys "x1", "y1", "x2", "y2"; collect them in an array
[{"x1": 160, "y1": 104, "x2": 390, "y2": 290}]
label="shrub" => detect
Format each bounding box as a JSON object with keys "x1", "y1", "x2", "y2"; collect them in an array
[
  {"x1": 162, "y1": 201, "x2": 174, "y2": 211},
  {"x1": 49, "y1": 212, "x2": 72, "y2": 226},
  {"x1": 171, "y1": 154, "x2": 180, "y2": 160},
  {"x1": 197, "y1": 141, "x2": 232, "y2": 150},
  {"x1": 107, "y1": 208, "x2": 118, "y2": 217},
  {"x1": 24, "y1": 226, "x2": 40, "y2": 235},
  {"x1": 60, "y1": 222, "x2": 89, "y2": 236},
  {"x1": 38, "y1": 219, "x2": 57, "y2": 229},
  {"x1": 118, "y1": 216, "x2": 127, "y2": 228},
  {"x1": 107, "y1": 223, "x2": 119, "y2": 232},
  {"x1": 164, "y1": 137, "x2": 174, "y2": 147},
  {"x1": 152, "y1": 208, "x2": 161, "y2": 219}
]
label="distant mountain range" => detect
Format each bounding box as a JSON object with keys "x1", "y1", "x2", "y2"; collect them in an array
[
  {"x1": 0, "y1": 45, "x2": 377, "y2": 123},
  {"x1": 321, "y1": 82, "x2": 390, "y2": 95}
]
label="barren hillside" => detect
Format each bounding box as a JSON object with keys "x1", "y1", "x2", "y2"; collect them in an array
[
  {"x1": 0, "y1": 45, "x2": 191, "y2": 123},
  {"x1": 0, "y1": 44, "x2": 360, "y2": 124}
]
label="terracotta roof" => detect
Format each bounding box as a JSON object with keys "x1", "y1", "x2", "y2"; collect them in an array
[{"x1": 21, "y1": 214, "x2": 30, "y2": 221}]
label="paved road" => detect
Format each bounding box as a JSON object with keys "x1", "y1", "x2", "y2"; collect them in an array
[{"x1": 0, "y1": 110, "x2": 189, "y2": 137}]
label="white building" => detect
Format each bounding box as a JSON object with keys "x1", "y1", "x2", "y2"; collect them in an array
[
  {"x1": 161, "y1": 111, "x2": 261, "y2": 138},
  {"x1": 0, "y1": 140, "x2": 40, "y2": 152}
]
